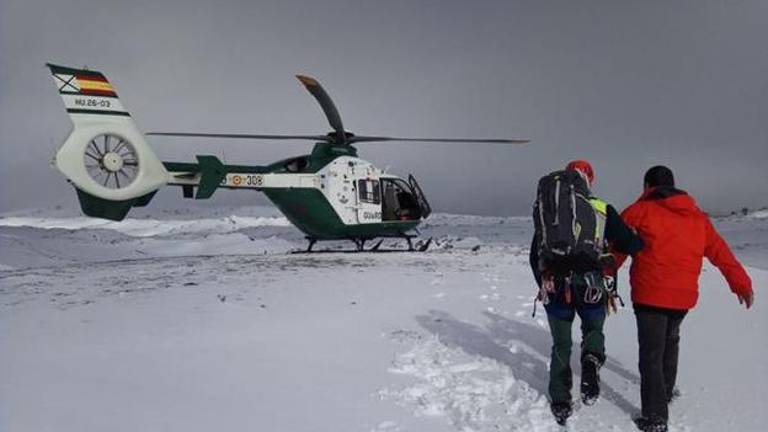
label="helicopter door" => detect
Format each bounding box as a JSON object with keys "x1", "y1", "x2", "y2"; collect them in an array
[
  {"x1": 408, "y1": 174, "x2": 432, "y2": 219},
  {"x1": 356, "y1": 178, "x2": 383, "y2": 223}
]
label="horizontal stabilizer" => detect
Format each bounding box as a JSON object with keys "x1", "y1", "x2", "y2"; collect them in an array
[{"x1": 195, "y1": 155, "x2": 226, "y2": 199}]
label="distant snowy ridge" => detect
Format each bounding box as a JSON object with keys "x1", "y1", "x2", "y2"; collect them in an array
[
  {"x1": 0, "y1": 215, "x2": 291, "y2": 237},
  {"x1": 424, "y1": 213, "x2": 531, "y2": 227},
  {"x1": 0, "y1": 212, "x2": 531, "y2": 234}
]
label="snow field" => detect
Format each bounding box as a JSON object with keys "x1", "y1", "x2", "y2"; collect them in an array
[{"x1": 0, "y1": 209, "x2": 765, "y2": 431}]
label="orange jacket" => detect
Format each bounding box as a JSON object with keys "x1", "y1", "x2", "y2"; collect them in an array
[{"x1": 616, "y1": 187, "x2": 752, "y2": 310}]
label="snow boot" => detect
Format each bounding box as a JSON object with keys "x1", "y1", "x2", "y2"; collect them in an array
[
  {"x1": 580, "y1": 352, "x2": 602, "y2": 405},
  {"x1": 550, "y1": 401, "x2": 573, "y2": 426},
  {"x1": 633, "y1": 416, "x2": 668, "y2": 432}
]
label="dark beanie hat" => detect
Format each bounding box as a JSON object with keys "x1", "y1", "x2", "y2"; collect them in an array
[{"x1": 644, "y1": 165, "x2": 675, "y2": 188}]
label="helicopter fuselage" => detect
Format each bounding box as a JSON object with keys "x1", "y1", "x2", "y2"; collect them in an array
[{"x1": 163, "y1": 146, "x2": 430, "y2": 241}]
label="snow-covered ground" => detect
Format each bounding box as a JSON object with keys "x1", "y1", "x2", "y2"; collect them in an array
[{"x1": 0, "y1": 206, "x2": 765, "y2": 432}]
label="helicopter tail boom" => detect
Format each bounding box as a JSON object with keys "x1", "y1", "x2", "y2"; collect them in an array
[{"x1": 164, "y1": 157, "x2": 317, "y2": 199}]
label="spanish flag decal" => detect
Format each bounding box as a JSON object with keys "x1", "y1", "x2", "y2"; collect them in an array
[
  {"x1": 47, "y1": 63, "x2": 130, "y2": 116},
  {"x1": 47, "y1": 63, "x2": 119, "y2": 98},
  {"x1": 77, "y1": 75, "x2": 117, "y2": 97}
]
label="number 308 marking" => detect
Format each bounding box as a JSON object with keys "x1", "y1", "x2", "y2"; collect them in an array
[{"x1": 245, "y1": 175, "x2": 263, "y2": 186}]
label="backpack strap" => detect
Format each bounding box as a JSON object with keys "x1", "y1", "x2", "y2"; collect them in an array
[
  {"x1": 570, "y1": 184, "x2": 577, "y2": 239},
  {"x1": 554, "y1": 179, "x2": 561, "y2": 226}
]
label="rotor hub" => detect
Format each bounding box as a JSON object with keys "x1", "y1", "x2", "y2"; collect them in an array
[
  {"x1": 83, "y1": 134, "x2": 139, "y2": 189},
  {"x1": 102, "y1": 152, "x2": 124, "y2": 172}
]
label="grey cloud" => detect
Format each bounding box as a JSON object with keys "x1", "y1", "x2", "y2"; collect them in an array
[{"x1": 1, "y1": 0, "x2": 766, "y2": 216}]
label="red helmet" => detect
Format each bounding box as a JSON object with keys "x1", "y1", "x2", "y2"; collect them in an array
[{"x1": 566, "y1": 160, "x2": 595, "y2": 185}]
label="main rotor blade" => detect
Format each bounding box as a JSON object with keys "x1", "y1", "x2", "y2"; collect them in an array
[
  {"x1": 295, "y1": 75, "x2": 346, "y2": 144},
  {"x1": 348, "y1": 135, "x2": 531, "y2": 144},
  {"x1": 146, "y1": 132, "x2": 332, "y2": 142}
]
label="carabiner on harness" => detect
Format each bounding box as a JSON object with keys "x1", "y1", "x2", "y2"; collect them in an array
[{"x1": 583, "y1": 273, "x2": 603, "y2": 304}]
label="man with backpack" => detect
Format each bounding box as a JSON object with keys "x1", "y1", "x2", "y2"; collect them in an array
[
  {"x1": 614, "y1": 166, "x2": 754, "y2": 432},
  {"x1": 530, "y1": 160, "x2": 644, "y2": 425}
]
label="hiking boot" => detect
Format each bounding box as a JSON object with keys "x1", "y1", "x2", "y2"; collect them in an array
[
  {"x1": 550, "y1": 401, "x2": 573, "y2": 426},
  {"x1": 580, "y1": 352, "x2": 602, "y2": 405},
  {"x1": 633, "y1": 416, "x2": 668, "y2": 432}
]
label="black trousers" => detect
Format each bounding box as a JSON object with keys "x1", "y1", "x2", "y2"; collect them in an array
[{"x1": 634, "y1": 304, "x2": 688, "y2": 422}]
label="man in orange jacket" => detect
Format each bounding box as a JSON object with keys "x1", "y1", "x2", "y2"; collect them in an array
[{"x1": 616, "y1": 165, "x2": 754, "y2": 432}]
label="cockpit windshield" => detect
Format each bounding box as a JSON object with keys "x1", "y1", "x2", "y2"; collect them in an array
[{"x1": 381, "y1": 178, "x2": 427, "y2": 221}]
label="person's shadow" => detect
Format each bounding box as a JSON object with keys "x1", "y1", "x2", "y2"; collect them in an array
[{"x1": 415, "y1": 310, "x2": 640, "y2": 417}]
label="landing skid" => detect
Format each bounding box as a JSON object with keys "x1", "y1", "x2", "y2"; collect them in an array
[{"x1": 292, "y1": 236, "x2": 432, "y2": 254}]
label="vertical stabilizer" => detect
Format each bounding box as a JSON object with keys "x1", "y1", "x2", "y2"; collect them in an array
[{"x1": 47, "y1": 63, "x2": 169, "y2": 219}]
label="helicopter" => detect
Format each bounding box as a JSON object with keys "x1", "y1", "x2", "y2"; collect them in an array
[{"x1": 46, "y1": 63, "x2": 529, "y2": 252}]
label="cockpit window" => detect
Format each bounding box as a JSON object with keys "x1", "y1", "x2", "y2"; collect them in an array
[
  {"x1": 357, "y1": 179, "x2": 381, "y2": 204},
  {"x1": 284, "y1": 157, "x2": 309, "y2": 173}
]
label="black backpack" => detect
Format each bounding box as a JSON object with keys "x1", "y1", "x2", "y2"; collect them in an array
[{"x1": 533, "y1": 170, "x2": 605, "y2": 275}]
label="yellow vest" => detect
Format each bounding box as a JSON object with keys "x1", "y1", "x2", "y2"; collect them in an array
[
  {"x1": 589, "y1": 198, "x2": 608, "y2": 215},
  {"x1": 589, "y1": 198, "x2": 608, "y2": 248}
]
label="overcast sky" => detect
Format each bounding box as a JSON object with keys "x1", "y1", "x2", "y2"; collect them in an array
[{"x1": 1, "y1": 0, "x2": 766, "y2": 216}]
